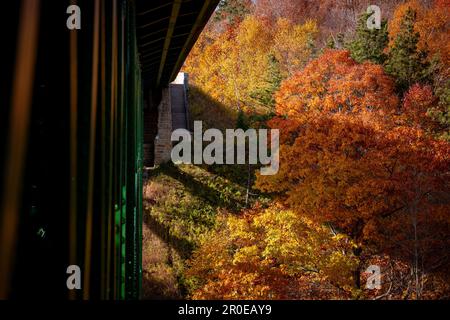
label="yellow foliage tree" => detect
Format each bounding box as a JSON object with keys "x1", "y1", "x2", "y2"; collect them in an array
[
  {"x1": 272, "y1": 18, "x2": 318, "y2": 77},
  {"x1": 186, "y1": 205, "x2": 358, "y2": 299},
  {"x1": 184, "y1": 16, "x2": 318, "y2": 115}
]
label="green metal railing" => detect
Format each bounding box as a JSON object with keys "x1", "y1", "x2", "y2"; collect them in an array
[
  {"x1": 0, "y1": 0, "x2": 144, "y2": 300},
  {"x1": 0, "y1": 0, "x2": 217, "y2": 300},
  {"x1": 75, "y1": 0, "x2": 143, "y2": 300}
]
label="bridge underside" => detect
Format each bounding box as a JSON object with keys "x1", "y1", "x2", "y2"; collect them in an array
[
  {"x1": 137, "y1": 0, "x2": 218, "y2": 167},
  {"x1": 136, "y1": 0, "x2": 218, "y2": 89}
]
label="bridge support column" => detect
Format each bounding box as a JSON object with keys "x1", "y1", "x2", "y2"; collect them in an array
[{"x1": 154, "y1": 87, "x2": 172, "y2": 165}]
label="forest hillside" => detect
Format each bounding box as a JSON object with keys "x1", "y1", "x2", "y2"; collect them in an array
[{"x1": 143, "y1": 0, "x2": 449, "y2": 300}]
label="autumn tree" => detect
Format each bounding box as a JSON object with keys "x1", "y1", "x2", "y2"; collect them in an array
[
  {"x1": 272, "y1": 19, "x2": 318, "y2": 77},
  {"x1": 187, "y1": 205, "x2": 358, "y2": 299},
  {"x1": 274, "y1": 50, "x2": 399, "y2": 119},
  {"x1": 257, "y1": 118, "x2": 450, "y2": 294},
  {"x1": 184, "y1": 1, "x2": 450, "y2": 299},
  {"x1": 253, "y1": 0, "x2": 309, "y2": 24},
  {"x1": 184, "y1": 16, "x2": 318, "y2": 115},
  {"x1": 402, "y1": 84, "x2": 437, "y2": 129},
  {"x1": 256, "y1": 50, "x2": 450, "y2": 293}
]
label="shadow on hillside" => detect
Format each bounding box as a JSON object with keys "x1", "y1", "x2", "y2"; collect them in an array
[
  {"x1": 186, "y1": 86, "x2": 271, "y2": 190},
  {"x1": 187, "y1": 85, "x2": 236, "y2": 131},
  {"x1": 160, "y1": 163, "x2": 245, "y2": 212},
  {"x1": 142, "y1": 269, "x2": 182, "y2": 300},
  {"x1": 141, "y1": 87, "x2": 272, "y2": 299},
  {"x1": 142, "y1": 162, "x2": 247, "y2": 268},
  {"x1": 143, "y1": 205, "x2": 194, "y2": 259}
]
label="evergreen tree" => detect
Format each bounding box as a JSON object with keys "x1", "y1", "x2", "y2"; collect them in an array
[
  {"x1": 250, "y1": 54, "x2": 283, "y2": 110},
  {"x1": 385, "y1": 8, "x2": 430, "y2": 92},
  {"x1": 428, "y1": 81, "x2": 450, "y2": 141},
  {"x1": 236, "y1": 109, "x2": 249, "y2": 130},
  {"x1": 214, "y1": 0, "x2": 252, "y2": 25},
  {"x1": 348, "y1": 13, "x2": 388, "y2": 64}
]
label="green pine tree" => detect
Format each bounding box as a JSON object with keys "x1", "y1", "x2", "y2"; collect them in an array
[
  {"x1": 348, "y1": 13, "x2": 389, "y2": 64},
  {"x1": 236, "y1": 109, "x2": 249, "y2": 130},
  {"x1": 214, "y1": 0, "x2": 251, "y2": 25},
  {"x1": 385, "y1": 8, "x2": 430, "y2": 92},
  {"x1": 428, "y1": 81, "x2": 450, "y2": 141},
  {"x1": 250, "y1": 54, "x2": 283, "y2": 110}
]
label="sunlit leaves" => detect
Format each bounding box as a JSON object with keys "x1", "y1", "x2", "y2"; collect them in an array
[
  {"x1": 184, "y1": 16, "x2": 318, "y2": 115},
  {"x1": 187, "y1": 206, "x2": 358, "y2": 299},
  {"x1": 274, "y1": 50, "x2": 399, "y2": 119}
]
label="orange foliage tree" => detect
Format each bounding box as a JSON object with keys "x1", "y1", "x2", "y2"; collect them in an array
[
  {"x1": 256, "y1": 50, "x2": 450, "y2": 295},
  {"x1": 184, "y1": 2, "x2": 450, "y2": 300},
  {"x1": 274, "y1": 50, "x2": 399, "y2": 119},
  {"x1": 402, "y1": 84, "x2": 438, "y2": 129}
]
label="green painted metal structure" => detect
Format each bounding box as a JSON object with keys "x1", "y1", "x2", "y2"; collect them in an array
[{"x1": 0, "y1": 0, "x2": 218, "y2": 300}]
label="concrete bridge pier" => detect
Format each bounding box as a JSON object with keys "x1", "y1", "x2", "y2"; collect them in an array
[{"x1": 144, "y1": 73, "x2": 189, "y2": 167}]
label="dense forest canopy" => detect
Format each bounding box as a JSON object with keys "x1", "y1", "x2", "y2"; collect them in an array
[{"x1": 145, "y1": 0, "x2": 449, "y2": 300}]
